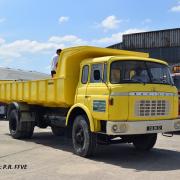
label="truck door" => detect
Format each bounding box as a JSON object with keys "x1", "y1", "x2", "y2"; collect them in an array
[
  {"x1": 85, "y1": 63, "x2": 109, "y2": 120},
  {"x1": 76, "y1": 65, "x2": 89, "y2": 104}
]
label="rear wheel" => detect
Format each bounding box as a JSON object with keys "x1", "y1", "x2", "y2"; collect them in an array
[
  {"x1": 72, "y1": 115, "x2": 97, "y2": 157},
  {"x1": 51, "y1": 126, "x2": 65, "y2": 136},
  {"x1": 133, "y1": 134, "x2": 157, "y2": 151},
  {"x1": 9, "y1": 109, "x2": 34, "y2": 139}
]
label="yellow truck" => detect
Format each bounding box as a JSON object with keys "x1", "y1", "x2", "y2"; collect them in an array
[{"x1": 0, "y1": 46, "x2": 179, "y2": 157}]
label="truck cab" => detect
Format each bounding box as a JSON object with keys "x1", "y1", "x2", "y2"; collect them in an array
[{"x1": 76, "y1": 56, "x2": 179, "y2": 136}]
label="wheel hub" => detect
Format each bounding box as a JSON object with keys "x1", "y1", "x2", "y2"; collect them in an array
[{"x1": 75, "y1": 127, "x2": 84, "y2": 146}]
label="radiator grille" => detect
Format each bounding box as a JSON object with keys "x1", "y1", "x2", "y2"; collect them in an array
[{"x1": 135, "y1": 100, "x2": 170, "y2": 117}]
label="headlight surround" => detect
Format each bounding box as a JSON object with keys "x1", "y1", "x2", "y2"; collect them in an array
[
  {"x1": 174, "y1": 121, "x2": 180, "y2": 130},
  {"x1": 111, "y1": 123, "x2": 127, "y2": 133}
]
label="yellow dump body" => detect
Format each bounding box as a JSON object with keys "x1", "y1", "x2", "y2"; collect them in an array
[{"x1": 0, "y1": 46, "x2": 148, "y2": 107}]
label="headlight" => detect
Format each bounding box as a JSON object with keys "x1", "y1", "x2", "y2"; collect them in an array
[
  {"x1": 111, "y1": 123, "x2": 127, "y2": 133},
  {"x1": 112, "y1": 124, "x2": 118, "y2": 132}
]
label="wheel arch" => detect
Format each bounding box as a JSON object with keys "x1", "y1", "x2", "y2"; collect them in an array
[
  {"x1": 7, "y1": 102, "x2": 20, "y2": 119},
  {"x1": 66, "y1": 103, "x2": 95, "y2": 132},
  {"x1": 7, "y1": 102, "x2": 31, "y2": 120}
]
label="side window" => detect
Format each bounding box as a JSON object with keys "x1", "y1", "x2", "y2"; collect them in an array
[
  {"x1": 103, "y1": 64, "x2": 107, "y2": 82},
  {"x1": 90, "y1": 64, "x2": 103, "y2": 83},
  {"x1": 81, "y1": 65, "x2": 89, "y2": 84}
]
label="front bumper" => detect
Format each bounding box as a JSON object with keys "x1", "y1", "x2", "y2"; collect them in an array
[{"x1": 106, "y1": 119, "x2": 180, "y2": 135}]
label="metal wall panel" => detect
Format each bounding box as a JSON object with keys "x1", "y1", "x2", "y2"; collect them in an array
[
  {"x1": 108, "y1": 28, "x2": 180, "y2": 65},
  {"x1": 108, "y1": 42, "x2": 123, "y2": 49},
  {"x1": 123, "y1": 28, "x2": 180, "y2": 49},
  {"x1": 108, "y1": 46, "x2": 180, "y2": 65},
  {"x1": 130, "y1": 47, "x2": 180, "y2": 65}
]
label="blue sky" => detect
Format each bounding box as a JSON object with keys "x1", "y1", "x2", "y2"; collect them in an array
[{"x1": 0, "y1": 0, "x2": 180, "y2": 74}]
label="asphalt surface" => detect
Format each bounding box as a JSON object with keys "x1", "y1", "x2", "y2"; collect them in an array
[{"x1": 1, "y1": 120, "x2": 180, "y2": 180}]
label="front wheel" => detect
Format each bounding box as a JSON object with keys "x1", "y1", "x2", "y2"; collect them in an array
[
  {"x1": 72, "y1": 115, "x2": 97, "y2": 157},
  {"x1": 133, "y1": 134, "x2": 157, "y2": 151}
]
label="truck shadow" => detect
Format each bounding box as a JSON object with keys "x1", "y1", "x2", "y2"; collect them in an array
[
  {"x1": 11, "y1": 130, "x2": 180, "y2": 172},
  {"x1": 93, "y1": 145, "x2": 180, "y2": 172}
]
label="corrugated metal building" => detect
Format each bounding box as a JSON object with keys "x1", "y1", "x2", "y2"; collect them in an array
[{"x1": 108, "y1": 28, "x2": 180, "y2": 65}]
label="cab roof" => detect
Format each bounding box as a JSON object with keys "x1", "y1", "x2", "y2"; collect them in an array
[
  {"x1": 61, "y1": 46, "x2": 166, "y2": 66},
  {"x1": 62, "y1": 46, "x2": 149, "y2": 58},
  {"x1": 81, "y1": 56, "x2": 168, "y2": 66}
]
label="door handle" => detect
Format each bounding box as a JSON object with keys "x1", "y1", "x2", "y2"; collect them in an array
[{"x1": 85, "y1": 95, "x2": 90, "y2": 98}]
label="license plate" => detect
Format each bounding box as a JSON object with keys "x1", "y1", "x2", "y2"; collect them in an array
[{"x1": 147, "y1": 125, "x2": 162, "y2": 131}]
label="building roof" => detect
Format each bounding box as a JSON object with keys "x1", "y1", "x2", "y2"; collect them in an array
[{"x1": 0, "y1": 67, "x2": 50, "y2": 80}]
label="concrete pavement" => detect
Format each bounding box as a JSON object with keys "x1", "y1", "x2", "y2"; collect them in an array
[{"x1": 1, "y1": 120, "x2": 180, "y2": 180}]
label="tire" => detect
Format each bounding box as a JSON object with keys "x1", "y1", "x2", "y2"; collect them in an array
[
  {"x1": 133, "y1": 133, "x2": 157, "y2": 151},
  {"x1": 51, "y1": 126, "x2": 65, "y2": 136},
  {"x1": 9, "y1": 109, "x2": 34, "y2": 139},
  {"x1": 72, "y1": 115, "x2": 97, "y2": 157}
]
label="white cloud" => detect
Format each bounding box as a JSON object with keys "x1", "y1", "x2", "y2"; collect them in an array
[
  {"x1": 123, "y1": 28, "x2": 146, "y2": 35},
  {"x1": 93, "y1": 28, "x2": 146, "y2": 45},
  {"x1": 49, "y1": 35, "x2": 87, "y2": 45},
  {"x1": 0, "y1": 28, "x2": 147, "y2": 70},
  {"x1": 0, "y1": 38, "x2": 5, "y2": 44},
  {"x1": 0, "y1": 29, "x2": 146, "y2": 62},
  {"x1": 0, "y1": 40, "x2": 62, "y2": 61},
  {"x1": 59, "y1": 16, "x2": 69, "y2": 24},
  {"x1": 0, "y1": 34, "x2": 88, "y2": 62},
  {"x1": 99, "y1": 15, "x2": 122, "y2": 31},
  {"x1": 93, "y1": 32, "x2": 122, "y2": 44},
  {"x1": 170, "y1": 1, "x2": 180, "y2": 12},
  {"x1": 0, "y1": 18, "x2": 6, "y2": 23},
  {"x1": 0, "y1": 40, "x2": 62, "y2": 55}
]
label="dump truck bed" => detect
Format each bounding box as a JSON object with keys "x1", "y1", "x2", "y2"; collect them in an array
[
  {"x1": 0, "y1": 46, "x2": 149, "y2": 107},
  {"x1": 0, "y1": 78, "x2": 68, "y2": 107}
]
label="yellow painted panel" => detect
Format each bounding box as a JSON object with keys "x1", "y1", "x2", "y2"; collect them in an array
[
  {"x1": 11, "y1": 83, "x2": 17, "y2": 100},
  {"x1": 109, "y1": 96, "x2": 129, "y2": 121},
  {"x1": 6, "y1": 83, "x2": 11, "y2": 101},
  {"x1": 174, "y1": 95, "x2": 179, "y2": 118},
  {"x1": 0, "y1": 84, "x2": 5, "y2": 100},
  {"x1": 85, "y1": 84, "x2": 109, "y2": 120},
  {"x1": 23, "y1": 82, "x2": 30, "y2": 101},
  {"x1": 30, "y1": 81, "x2": 38, "y2": 102},
  {"x1": 38, "y1": 80, "x2": 46, "y2": 103},
  {"x1": 47, "y1": 79, "x2": 55, "y2": 103},
  {"x1": 17, "y1": 82, "x2": 23, "y2": 101}
]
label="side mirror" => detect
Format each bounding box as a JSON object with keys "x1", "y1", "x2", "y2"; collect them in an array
[{"x1": 94, "y1": 70, "x2": 101, "y2": 81}]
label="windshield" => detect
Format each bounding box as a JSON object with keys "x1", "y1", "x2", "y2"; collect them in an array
[
  {"x1": 173, "y1": 76, "x2": 180, "y2": 90},
  {"x1": 110, "y1": 60, "x2": 173, "y2": 85}
]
